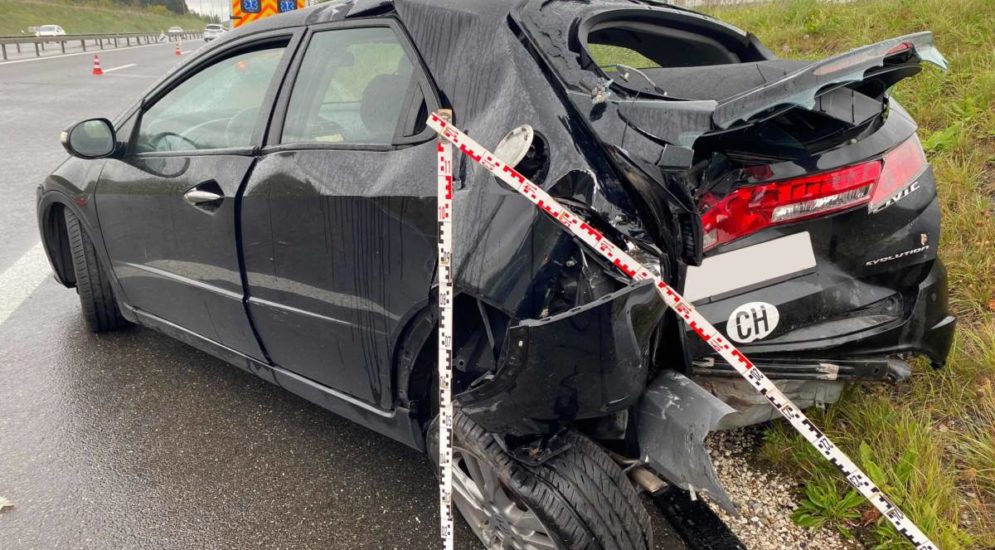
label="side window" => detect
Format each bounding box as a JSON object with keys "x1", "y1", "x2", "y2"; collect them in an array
[
  {"x1": 282, "y1": 27, "x2": 427, "y2": 146},
  {"x1": 135, "y1": 45, "x2": 286, "y2": 153}
]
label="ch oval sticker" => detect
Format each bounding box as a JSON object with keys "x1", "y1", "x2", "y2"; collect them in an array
[{"x1": 727, "y1": 302, "x2": 780, "y2": 343}]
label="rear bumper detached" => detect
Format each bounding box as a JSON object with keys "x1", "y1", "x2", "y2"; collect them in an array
[
  {"x1": 455, "y1": 259, "x2": 954, "y2": 509},
  {"x1": 634, "y1": 259, "x2": 956, "y2": 511},
  {"x1": 693, "y1": 259, "x2": 955, "y2": 428},
  {"x1": 457, "y1": 280, "x2": 666, "y2": 436},
  {"x1": 693, "y1": 258, "x2": 955, "y2": 366}
]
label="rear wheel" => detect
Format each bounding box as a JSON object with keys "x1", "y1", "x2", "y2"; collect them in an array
[
  {"x1": 64, "y1": 209, "x2": 128, "y2": 333},
  {"x1": 428, "y1": 412, "x2": 653, "y2": 550}
]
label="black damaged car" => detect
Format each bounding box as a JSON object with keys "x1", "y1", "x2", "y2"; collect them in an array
[{"x1": 39, "y1": 0, "x2": 954, "y2": 548}]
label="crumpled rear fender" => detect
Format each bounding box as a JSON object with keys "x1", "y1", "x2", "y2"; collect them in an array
[{"x1": 457, "y1": 279, "x2": 666, "y2": 436}]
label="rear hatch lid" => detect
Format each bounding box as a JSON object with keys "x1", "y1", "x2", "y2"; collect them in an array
[
  {"x1": 601, "y1": 32, "x2": 947, "y2": 153},
  {"x1": 515, "y1": 1, "x2": 947, "y2": 161},
  {"x1": 515, "y1": 1, "x2": 946, "y2": 267}
]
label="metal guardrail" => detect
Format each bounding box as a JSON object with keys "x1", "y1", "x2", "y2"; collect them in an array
[{"x1": 0, "y1": 31, "x2": 202, "y2": 61}]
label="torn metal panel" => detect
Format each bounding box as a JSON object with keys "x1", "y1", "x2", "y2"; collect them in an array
[
  {"x1": 617, "y1": 99, "x2": 718, "y2": 149},
  {"x1": 457, "y1": 279, "x2": 666, "y2": 436},
  {"x1": 637, "y1": 371, "x2": 736, "y2": 513}
]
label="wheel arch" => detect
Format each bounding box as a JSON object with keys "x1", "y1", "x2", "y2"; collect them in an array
[
  {"x1": 37, "y1": 191, "x2": 133, "y2": 317},
  {"x1": 39, "y1": 199, "x2": 76, "y2": 288},
  {"x1": 392, "y1": 291, "x2": 513, "y2": 433}
]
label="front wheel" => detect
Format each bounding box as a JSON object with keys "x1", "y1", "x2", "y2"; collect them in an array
[
  {"x1": 64, "y1": 210, "x2": 129, "y2": 333},
  {"x1": 428, "y1": 412, "x2": 653, "y2": 550}
]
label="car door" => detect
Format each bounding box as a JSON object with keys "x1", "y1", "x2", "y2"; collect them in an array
[
  {"x1": 96, "y1": 32, "x2": 299, "y2": 360},
  {"x1": 240, "y1": 21, "x2": 439, "y2": 407}
]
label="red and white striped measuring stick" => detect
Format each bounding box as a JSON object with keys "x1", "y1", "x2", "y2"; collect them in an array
[
  {"x1": 429, "y1": 111, "x2": 938, "y2": 550},
  {"x1": 436, "y1": 110, "x2": 456, "y2": 550}
]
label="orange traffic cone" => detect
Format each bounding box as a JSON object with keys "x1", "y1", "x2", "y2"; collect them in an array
[
  {"x1": 91, "y1": 55, "x2": 103, "y2": 76},
  {"x1": 175, "y1": 41, "x2": 182, "y2": 56}
]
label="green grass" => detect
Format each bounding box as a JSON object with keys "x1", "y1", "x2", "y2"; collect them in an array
[
  {"x1": 694, "y1": 1, "x2": 995, "y2": 548},
  {"x1": 0, "y1": 0, "x2": 210, "y2": 36}
]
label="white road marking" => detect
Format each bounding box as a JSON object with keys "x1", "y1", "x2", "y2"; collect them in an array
[
  {"x1": 0, "y1": 243, "x2": 53, "y2": 327},
  {"x1": 103, "y1": 63, "x2": 137, "y2": 73},
  {"x1": 0, "y1": 42, "x2": 166, "y2": 66}
]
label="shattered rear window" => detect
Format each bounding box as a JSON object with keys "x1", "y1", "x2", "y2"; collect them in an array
[
  {"x1": 587, "y1": 44, "x2": 660, "y2": 70},
  {"x1": 583, "y1": 17, "x2": 745, "y2": 71}
]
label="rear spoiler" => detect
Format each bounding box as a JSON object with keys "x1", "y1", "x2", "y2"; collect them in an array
[
  {"x1": 604, "y1": 32, "x2": 947, "y2": 155},
  {"x1": 712, "y1": 32, "x2": 948, "y2": 129}
]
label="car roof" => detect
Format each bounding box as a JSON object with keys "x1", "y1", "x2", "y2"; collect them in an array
[
  {"x1": 208, "y1": 0, "x2": 509, "y2": 42},
  {"x1": 217, "y1": 0, "x2": 711, "y2": 38}
]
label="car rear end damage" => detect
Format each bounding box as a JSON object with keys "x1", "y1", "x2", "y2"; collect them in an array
[
  {"x1": 685, "y1": 104, "x2": 955, "y2": 426},
  {"x1": 439, "y1": 0, "x2": 956, "y2": 508}
]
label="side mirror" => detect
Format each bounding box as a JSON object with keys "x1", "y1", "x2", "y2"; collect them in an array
[{"x1": 60, "y1": 118, "x2": 117, "y2": 159}]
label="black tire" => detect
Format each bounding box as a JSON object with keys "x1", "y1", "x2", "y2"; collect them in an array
[
  {"x1": 428, "y1": 411, "x2": 653, "y2": 550},
  {"x1": 64, "y1": 209, "x2": 128, "y2": 332}
]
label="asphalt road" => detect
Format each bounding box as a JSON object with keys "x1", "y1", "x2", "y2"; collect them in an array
[{"x1": 0, "y1": 43, "x2": 686, "y2": 549}]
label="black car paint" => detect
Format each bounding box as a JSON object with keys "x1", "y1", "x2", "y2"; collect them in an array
[
  {"x1": 38, "y1": 0, "x2": 953, "y2": 461},
  {"x1": 685, "y1": 107, "x2": 954, "y2": 370},
  {"x1": 39, "y1": 0, "x2": 662, "y2": 450},
  {"x1": 510, "y1": 0, "x2": 953, "y2": 374},
  {"x1": 97, "y1": 154, "x2": 266, "y2": 359},
  {"x1": 459, "y1": 279, "x2": 666, "y2": 436}
]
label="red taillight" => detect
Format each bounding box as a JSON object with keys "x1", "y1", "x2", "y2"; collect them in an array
[
  {"x1": 701, "y1": 162, "x2": 881, "y2": 251},
  {"x1": 869, "y1": 134, "x2": 928, "y2": 211},
  {"x1": 700, "y1": 136, "x2": 927, "y2": 251}
]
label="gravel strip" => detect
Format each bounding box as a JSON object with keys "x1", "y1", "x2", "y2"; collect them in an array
[{"x1": 705, "y1": 427, "x2": 861, "y2": 550}]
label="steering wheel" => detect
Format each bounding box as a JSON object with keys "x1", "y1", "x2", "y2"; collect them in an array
[{"x1": 149, "y1": 131, "x2": 199, "y2": 151}]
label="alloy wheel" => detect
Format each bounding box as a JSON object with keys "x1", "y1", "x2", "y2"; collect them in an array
[{"x1": 451, "y1": 447, "x2": 558, "y2": 550}]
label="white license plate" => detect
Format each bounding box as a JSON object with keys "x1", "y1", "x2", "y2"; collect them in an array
[{"x1": 683, "y1": 232, "x2": 816, "y2": 303}]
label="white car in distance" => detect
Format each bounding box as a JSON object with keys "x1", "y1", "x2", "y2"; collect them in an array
[
  {"x1": 35, "y1": 25, "x2": 66, "y2": 42},
  {"x1": 203, "y1": 24, "x2": 225, "y2": 42}
]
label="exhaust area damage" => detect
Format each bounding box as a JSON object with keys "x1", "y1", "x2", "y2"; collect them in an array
[{"x1": 637, "y1": 371, "x2": 737, "y2": 513}]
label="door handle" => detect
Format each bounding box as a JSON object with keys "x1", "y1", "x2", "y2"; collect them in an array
[
  {"x1": 184, "y1": 189, "x2": 224, "y2": 204},
  {"x1": 183, "y1": 180, "x2": 225, "y2": 211}
]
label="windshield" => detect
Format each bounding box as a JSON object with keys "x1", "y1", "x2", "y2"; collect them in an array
[
  {"x1": 40, "y1": 26, "x2": 59, "y2": 32},
  {"x1": 206, "y1": 25, "x2": 222, "y2": 30}
]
